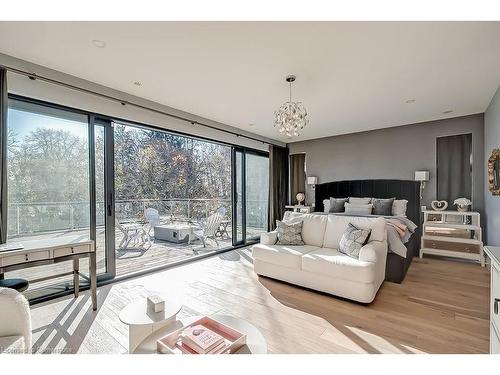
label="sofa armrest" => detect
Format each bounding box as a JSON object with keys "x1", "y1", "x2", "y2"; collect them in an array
[
  {"x1": 260, "y1": 231, "x2": 278, "y2": 245},
  {"x1": 358, "y1": 241, "x2": 387, "y2": 263}
]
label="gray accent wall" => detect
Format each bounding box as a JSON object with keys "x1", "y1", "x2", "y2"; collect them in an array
[
  {"x1": 485, "y1": 86, "x2": 500, "y2": 246},
  {"x1": 288, "y1": 114, "x2": 485, "y2": 218}
]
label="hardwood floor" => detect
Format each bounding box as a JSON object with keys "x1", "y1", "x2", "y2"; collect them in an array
[{"x1": 28, "y1": 248, "x2": 490, "y2": 354}]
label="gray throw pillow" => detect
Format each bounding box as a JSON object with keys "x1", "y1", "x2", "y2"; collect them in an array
[
  {"x1": 329, "y1": 197, "x2": 349, "y2": 213},
  {"x1": 349, "y1": 197, "x2": 372, "y2": 205},
  {"x1": 276, "y1": 220, "x2": 305, "y2": 245},
  {"x1": 344, "y1": 202, "x2": 373, "y2": 215},
  {"x1": 339, "y1": 223, "x2": 372, "y2": 259},
  {"x1": 372, "y1": 197, "x2": 395, "y2": 216}
]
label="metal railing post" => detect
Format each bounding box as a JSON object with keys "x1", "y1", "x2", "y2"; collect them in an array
[
  {"x1": 70, "y1": 205, "x2": 74, "y2": 230},
  {"x1": 16, "y1": 205, "x2": 20, "y2": 235}
]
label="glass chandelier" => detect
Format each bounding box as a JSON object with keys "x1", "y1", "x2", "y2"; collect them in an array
[{"x1": 273, "y1": 75, "x2": 308, "y2": 137}]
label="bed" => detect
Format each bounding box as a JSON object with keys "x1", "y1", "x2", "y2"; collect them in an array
[{"x1": 314, "y1": 179, "x2": 421, "y2": 283}]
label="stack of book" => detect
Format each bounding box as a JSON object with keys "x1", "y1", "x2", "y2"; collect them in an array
[{"x1": 177, "y1": 324, "x2": 227, "y2": 354}]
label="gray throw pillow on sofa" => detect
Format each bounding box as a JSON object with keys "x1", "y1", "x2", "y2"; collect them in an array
[
  {"x1": 329, "y1": 197, "x2": 349, "y2": 212},
  {"x1": 339, "y1": 223, "x2": 372, "y2": 259},
  {"x1": 276, "y1": 220, "x2": 305, "y2": 245},
  {"x1": 372, "y1": 197, "x2": 395, "y2": 216}
]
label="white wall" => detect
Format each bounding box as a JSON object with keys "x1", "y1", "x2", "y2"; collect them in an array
[
  {"x1": 485, "y1": 86, "x2": 500, "y2": 246},
  {"x1": 1, "y1": 52, "x2": 282, "y2": 151}
]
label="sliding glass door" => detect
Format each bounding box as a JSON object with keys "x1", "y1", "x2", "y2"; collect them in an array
[
  {"x1": 5, "y1": 96, "x2": 270, "y2": 297},
  {"x1": 5, "y1": 99, "x2": 112, "y2": 298},
  {"x1": 112, "y1": 121, "x2": 233, "y2": 276},
  {"x1": 232, "y1": 149, "x2": 269, "y2": 245},
  {"x1": 245, "y1": 153, "x2": 270, "y2": 240}
]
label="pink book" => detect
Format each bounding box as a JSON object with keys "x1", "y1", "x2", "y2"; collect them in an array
[{"x1": 182, "y1": 324, "x2": 225, "y2": 353}]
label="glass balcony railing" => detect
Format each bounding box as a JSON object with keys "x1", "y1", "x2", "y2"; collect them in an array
[{"x1": 7, "y1": 198, "x2": 268, "y2": 238}]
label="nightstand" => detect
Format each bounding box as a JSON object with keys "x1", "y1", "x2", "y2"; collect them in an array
[
  {"x1": 285, "y1": 205, "x2": 312, "y2": 214},
  {"x1": 420, "y1": 210, "x2": 484, "y2": 266}
]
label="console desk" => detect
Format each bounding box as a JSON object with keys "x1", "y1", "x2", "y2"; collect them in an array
[{"x1": 0, "y1": 236, "x2": 97, "y2": 310}]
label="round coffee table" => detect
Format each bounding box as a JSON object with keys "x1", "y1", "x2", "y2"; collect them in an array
[
  {"x1": 119, "y1": 296, "x2": 182, "y2": 353},
  {"x1": 133, "y1": 315, "x2": 267, "y2": 354}
]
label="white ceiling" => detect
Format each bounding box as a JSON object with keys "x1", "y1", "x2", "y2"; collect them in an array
[{"x1": 0, "y1": 21, "x2": 499, "y2": 143}]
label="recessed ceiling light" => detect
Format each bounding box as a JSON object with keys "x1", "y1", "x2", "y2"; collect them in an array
[
  {"x1": 133, "y1": 81, "x2": 142, "y2": 87},
  {"x1": 92, "y1": 39, "x2": 106, "y2": 48},
  {"x1": 442, "y1": 109, "x2": 454, "y2": 114},
  {"x1": 405, "y1": 99, "x2": 416, "y2": 104}
]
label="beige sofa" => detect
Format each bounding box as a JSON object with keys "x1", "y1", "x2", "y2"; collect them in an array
[{"x1": 252, "y1": 213, "x2": 388, "y2": 303}]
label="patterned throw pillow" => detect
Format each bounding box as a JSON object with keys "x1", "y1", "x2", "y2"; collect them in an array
[
  {"x1": 338, "y1": 223, "x2": 372, "y2": 259},
  {"x1": 276, "y1": 220, "x2": 305, "y2": 245}
]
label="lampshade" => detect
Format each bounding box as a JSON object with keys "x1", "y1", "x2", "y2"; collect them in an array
[
  {"x1": 414, "y1": 171, "x2": 430, "y2": 182},
  {"x1": 307, "y1": 176, "x2": 318, "y2": 185}
]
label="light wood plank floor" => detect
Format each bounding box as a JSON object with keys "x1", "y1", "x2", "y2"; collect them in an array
[{"x1": 28, "y1": 248, "x2": 490, "y2": 354}]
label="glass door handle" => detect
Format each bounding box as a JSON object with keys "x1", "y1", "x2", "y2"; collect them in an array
[{"x1": 107, "y1": 193, "x2": 113, "y2": 216}]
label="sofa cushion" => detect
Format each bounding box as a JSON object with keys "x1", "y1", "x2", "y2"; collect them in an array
[
  {"x1": 302, "y1": 247, "x2": 376, "y2": 283},
  {"x1": 283, "y1": 213, "x2": 328, "y2": 247},
  {"x1": 252, "y1": 243, "x2": 319, "y2": 269},
  {"x1": 276, "y1": 220, "x2": 304, "y2": 245},
  {"x1": 322, "y1": 216, "x2": 386, "y2": 249},
  {"x1": 338, "y1": 223, "x2": 372, "y2": 259}
]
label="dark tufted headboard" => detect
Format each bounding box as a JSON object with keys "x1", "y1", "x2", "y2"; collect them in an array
[
  {"x1": 314, "y1": 179, "x2": 421, "y2": 226},
  {"x1": 314, "y1": 179, "x2": 421, "y2": 283}
]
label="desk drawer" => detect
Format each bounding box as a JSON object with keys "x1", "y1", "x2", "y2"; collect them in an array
[
  {"x1": 53, "y1": 244, "x2": 90, "y2": 258},
  {"x1": 2, "y1": 250, "x2": 50, "y2": 267}
]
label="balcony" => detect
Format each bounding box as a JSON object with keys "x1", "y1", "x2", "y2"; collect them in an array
[{"x1": 6, "y1": 198, "x2": 267, "y2": 294}]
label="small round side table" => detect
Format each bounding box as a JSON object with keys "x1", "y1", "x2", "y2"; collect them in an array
[{"x1": 119, "y1": 296, "x2": 182, "y2": 353}]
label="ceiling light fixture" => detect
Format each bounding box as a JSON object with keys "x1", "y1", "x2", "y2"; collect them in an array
[
  {"x1": 133, "y1": 81, "x2": 142, "y2": 86},
  {"x1": 442, "y1": 109, "x2": 454, "y2": 114},
  {"x1": 405, "y1": 99, "x2": 416, "y2": 104},
  {"x1": 273, "y1": 75, "x2": 308, "y2": 137},
  {"x1": 92, "y1": 39, "x2": 106, "y2": 48}
]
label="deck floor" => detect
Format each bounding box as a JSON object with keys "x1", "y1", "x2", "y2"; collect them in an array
[{"x1": 5, "y1": 224, "x2": 262, "y2": 296}]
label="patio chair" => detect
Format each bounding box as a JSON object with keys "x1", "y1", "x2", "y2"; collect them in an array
[
  {"x1": 115, "y1": 219, "x2": 150, "y2": 250},
  {"x1": 144, "y1": 207, "x2": 161, "y2": 237},
  {"x1": 192, "y1": 207, "x2": 227, "y2": 248}
]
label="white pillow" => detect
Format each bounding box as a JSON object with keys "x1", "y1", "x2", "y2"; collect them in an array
[
  {"x1": 349, "y1": 197, "x2": 372, "y2": 205},
  {"x1": 392, "y1": 199, "x2": 408, "y2": 216},
  {"x1": 344, "y1": 202, "x2": 373, "y2": 215},
  {"x1": 323, "y1": 199, "x2": 331, "y2": 213}
]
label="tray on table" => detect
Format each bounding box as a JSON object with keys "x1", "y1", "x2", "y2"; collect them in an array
[{"x1": 157, "y1": 316, "x2": 247, "y2": 354}]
